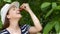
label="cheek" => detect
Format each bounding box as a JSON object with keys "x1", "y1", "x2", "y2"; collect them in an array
[
  {"x1": 12, "y1": 13, "x2": 22, "y2": 18},
  {"x1": 9, "y1": 11, "x2": 16, "y2": 17},
  {"x1": 11, "y1": 11, "x2": 16, "y2": 15},
  {"x1": 9, "y1": 10, "x2": 22, "y2": 18}
]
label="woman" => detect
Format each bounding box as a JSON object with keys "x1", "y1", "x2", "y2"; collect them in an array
[{"x1": 0, "y1": 1, "x2": 42, "y2": 34}]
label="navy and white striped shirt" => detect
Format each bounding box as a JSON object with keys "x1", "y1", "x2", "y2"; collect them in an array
[{"x1": 0, "y1": 24, "x2": 30, "y2": 34}]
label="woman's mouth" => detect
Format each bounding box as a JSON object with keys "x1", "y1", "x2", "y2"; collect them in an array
[
  {"x1": 17, "y1": 11, "x2": 20, "y2": 14},
  {"x1": 17, "y1": 13, "x2": 20, "y2": 14}
]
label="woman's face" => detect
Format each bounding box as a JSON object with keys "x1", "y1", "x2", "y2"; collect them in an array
[{"x1": 7, "y1": 5, "x2": 22, "y2": 19}]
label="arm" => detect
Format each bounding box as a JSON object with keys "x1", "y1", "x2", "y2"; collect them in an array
[
  {"x1": 20, "y1": 3, "x2": 42, "y2": 33},
  {"x1": 28, "y1": 9, "x2": 42, "y2": 33}
]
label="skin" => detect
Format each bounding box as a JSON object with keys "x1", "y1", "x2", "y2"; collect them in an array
[{"x1": 6, "y1": 3, "x2": 42, "y2": 34}]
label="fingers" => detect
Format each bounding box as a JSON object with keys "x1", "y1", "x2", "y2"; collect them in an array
[
  {"x1": 19, "y1": 3, "x2": 30, "y2": 11},
  {"x1": 20, "y1": 3, "x2": 29, "y2": 9},
  {"x1": 19, "y1": 3, "x2": 25, "y2": 11}
]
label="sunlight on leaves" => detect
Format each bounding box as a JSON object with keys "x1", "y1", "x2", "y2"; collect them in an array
[
  {"x1": 4, "y1": 0, "x2": 11, "y2": 2},
  {"x1": 52, "y1": 2, "x2": 57, "y2": 9},
  {"x1": 41, "y1": 2, "x2": 51, "y2": 11}
]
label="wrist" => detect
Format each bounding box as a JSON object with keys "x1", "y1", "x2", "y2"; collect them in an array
[
  {"x1": 27, "y1": 8, "x2": 32, "y2": 12},
  {"x1": 28, "y1": 10, "x2": 34, "y2": 15},
  {"x1": 28, "y1": 9, "x2": 32, "y2": 13}
]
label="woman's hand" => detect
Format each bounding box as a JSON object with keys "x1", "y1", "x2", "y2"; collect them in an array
[{"x1": 20, "y1": 3, "x2": 31, "y2": 12}]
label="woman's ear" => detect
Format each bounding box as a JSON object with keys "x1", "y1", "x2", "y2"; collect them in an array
[{"x1": 7, "y1": 15, "x2": 10, "y2": 19}]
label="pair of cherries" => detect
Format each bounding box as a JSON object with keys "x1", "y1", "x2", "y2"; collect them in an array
[{"x1": 19, "y1": 6, "x2": 26, "y2": 11}]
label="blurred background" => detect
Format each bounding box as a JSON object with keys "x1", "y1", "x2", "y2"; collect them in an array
[{"x1": 0, "y1": 0, "x2": 60, "y2": 34}]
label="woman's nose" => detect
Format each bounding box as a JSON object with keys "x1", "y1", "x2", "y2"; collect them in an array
[
  {"x1": 16, "y1": 8, "x2": 23, "y2": 11},
  {"x1": 16, "y1": 8, "x2": 20, "y2": 11}
]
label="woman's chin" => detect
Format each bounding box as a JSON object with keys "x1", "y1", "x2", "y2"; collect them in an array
[
  {"x1": 15, "y1": 15, "x2": 22, "y2": 19},
  {"x1": 17, "y1": 16, "x2": 22, "y2": 18}
]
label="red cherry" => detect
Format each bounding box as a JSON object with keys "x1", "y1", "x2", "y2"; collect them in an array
[{"x1": 19, "y1": 8, "x2": 23, "y2": 11}]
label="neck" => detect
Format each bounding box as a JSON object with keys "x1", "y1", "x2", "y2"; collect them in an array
[{"x1": 7, "y1": 19, "x2": 20, "y2": 30}]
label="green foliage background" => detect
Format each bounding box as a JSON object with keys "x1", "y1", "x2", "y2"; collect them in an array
[{"x1": 0, "y1": 0, "x2": 60, "y2": 34}]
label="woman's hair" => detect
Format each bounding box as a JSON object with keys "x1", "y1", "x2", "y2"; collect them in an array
[{"x1": 3, "y1": 11, "x2": 10, "y2": 29}]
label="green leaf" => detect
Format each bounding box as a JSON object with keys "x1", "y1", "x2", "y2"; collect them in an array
[
  {"x1": 55, "y1": 21, "x2": 60, "y2": 34},
  {"x1": 52, "y1": 2, "x2": 57, "y2": 9},
  {"x1": 45, "y1": 2, "x2": 57, "y2": 18},
  {"x1": 4, "y1": 0, "x2": 11, "y2": 2},
  {"x1": 45, "y1": 9, "x2": 53, "y2": 18},
  {"x1": 55, "y1": 18, "x2": 60, "y2": 34},
  {"x1": 41, "y1": 2, "x2": 51, "y2": 11},
  {"x1": 54, "y1": 6, "x2": 60, "y2": 10},
  {"x1": 43, "y1": 21, "x2": 57, "y2": 34}
]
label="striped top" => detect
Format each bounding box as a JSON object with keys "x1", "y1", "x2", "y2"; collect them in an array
[{"x1": 0, "y1": 24, "x2": 30, "y2": 34}]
